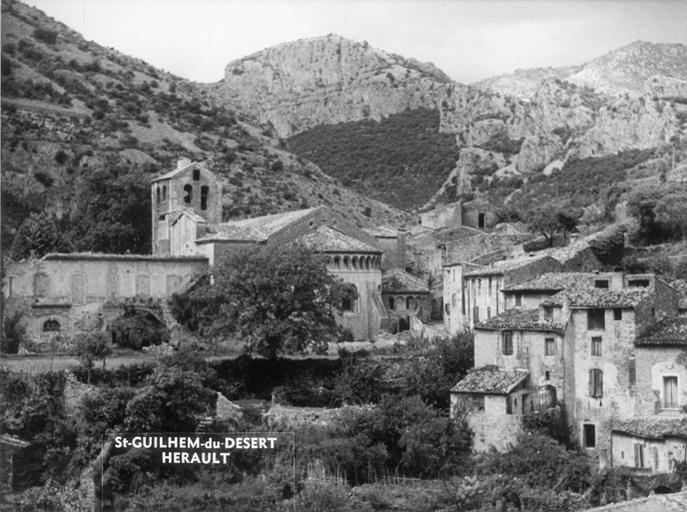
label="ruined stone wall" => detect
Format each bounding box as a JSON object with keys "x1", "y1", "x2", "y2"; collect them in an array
[{"x1": 611, "y1": 433, "x2": 687, "y2": 474}]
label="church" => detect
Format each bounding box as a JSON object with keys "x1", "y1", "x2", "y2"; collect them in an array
[{"x1": 3, "y1": 159, "x2": 403, "y2": 346}]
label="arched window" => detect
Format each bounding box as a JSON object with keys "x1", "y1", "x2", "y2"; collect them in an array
[
  {"x1": 333, "y1": 256, "x2": 341, "y2": 269},
  {"x1": 351, "y1": 256, "x2": 358, "y2": 270},
  {"x1": 365, "y1": 257, "x2": 371, "y2": 270},
  {"x1": 200, "y1": 185, "x2": 209, "y2": 211},
  {"x1": 162, "y1": 184, "x2": 167, "y2": 201},
  {"x1": 193, "y1": 168, "x2": 200, "y2": 181},
  {"x1": 407, "y1": 297, "x2": 416, "y2": 310},
  {"x1": 156, "y1": 186, "x2": 161, "y2": 203},
  {"x1": 43, "y1": 319, "x2": 61, "y2": 332},
  {"x1": 343, "y1": 256, "x2": 350, "y2": 270},
  {"x1": 183, "y1": 184, "x2": 193, "y2": 204},
  {"x1": 341, "y1": 284, "x2": 358, "y2": 312}
]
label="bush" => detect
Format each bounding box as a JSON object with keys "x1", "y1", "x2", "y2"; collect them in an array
[
  {"x1": 32, "y1": 27, "x2": 58, "y2": 45},
  {"x1": 75, "y1": 331, "x2": 113, "y2": 382},
  {"x1": 54, "y1": 149, "x2": 68, "y2": 165}
]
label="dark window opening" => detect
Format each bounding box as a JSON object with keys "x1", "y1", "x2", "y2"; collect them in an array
[
  {"x1": 628, "y1": 279, "x2": 650, "y2": 287},
  {"x1": 156, "y1": 186, "x2": 161, "y2": 203},
  {"x1": 183, "y1": 184, "x2": 193, "y2": 204},
  {"x1": 594, "y1": 279, "x2": 609, "y2": 289},
  {"x1": 591, "y1": 336, "x2": 602, "y2": 356},
  {"x1": 478, "y1": 213, "x2": 485, "y2": 228},
  {"x1": 629, "y1": 360, "x2": 636, "y2": 385},
  {"x1": 389, "y1": 297, "x2": 395, "y2": 310},
  {"x1": 43, "y1": 319, "x2": 61, "y2": 332},
  {"x1": 502, "y1": 331, "x2": 513, "y2": 355},
  {"x1": 342, "y1": 284, "x2": 357, "y2": 312},
  {"x1": 583, "y1": 424, "x2": 596, "y2": 448},
  {"x1": 613, "y1": 308, "x2": 622, "y2": 321},
  {"x1": 192, "y1": 168, "x2": 200, "y2": 181},
  {"x1": 506, "y1": 396, "x2": 512, "y2": 414},
  {"x1": 162, "y1": 185, "x2": 167, "y2": 201},
  {"x1": 587, "y1": 309, "x2": 605, "y2": 330},
  {"x1": 589, "y1": 368, "x2": 603, "y2": 398},
  {"x1": 473, "y1": 395, "x2": 485, "y2": 412},
  {"x1": 543, "y1": 306, "x2": 553, "y2": 321},
  {"x1": 473, "y1": 306, "x2": 480, "y2": 323},
  {"x1": 545, "y1": 371, "x2": 550, "y2": 381},
  {"x1": 200, "y1": 185, "x2": 209, "y2": 211},
  {"x1": 158, "y1": 214, "x2": 165, "y2": 221},
  {"x1": 634, "y1": 443, "x2": 644, "y2": 467},
  {"x1": 515, "y1": 293, "x2": 522, "y2": 307},
  {"x1": 545, "y1": 337, "x2": 555, "y2": 356}
]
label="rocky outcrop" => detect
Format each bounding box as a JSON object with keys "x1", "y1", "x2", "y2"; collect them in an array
[{"x1": 212, "y1": 34, "x2": 449, "y2": 137}]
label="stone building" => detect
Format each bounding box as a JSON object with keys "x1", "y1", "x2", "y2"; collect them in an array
[
  {"x1": 381, "y1": 268, "x2": 431, "y2": 332},
  {"x1": 443, "y1": 254, "x2": 562, "y2": 333},
  {"x1": 3, "y1": 160, "x2": 394, "y2": 344},
  {"x1": 4, "y1": 253, "x2": 207, "y2": 348},
  {"x1": 451, "y1": 270, "x2": 686, "y2": 471}
]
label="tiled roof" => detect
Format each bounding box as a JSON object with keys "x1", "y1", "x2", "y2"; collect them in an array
[
  {"x1": 169, "y1": 208, "x2": 206, "y2": 225},
  {"x1": 542, "y1": 287, "x2": 651, "y2": 308},
  {"x1": 503, "y1": 272, "x2": 596, "y2": 292},
  {"x1": 363, "y1": 225, "x2": 399, "y2": 238},
  {"x1": 671, "y1": 279, "x2": 687, "y2": 310},
  {"x1": 196, "y1": 207, "x2": 320, "y2": 243},
  {"x1": 464, "y1": 254, "x2": 552, "y2": 277},
  {"x1": 297, "y1": 226, "x2": 380, "y2": 253},
  {"x1": 43, "y1": 253, "x2": 207, "y2": 262},
  {"x1": 475, "y1": 307, "x2": 564, "y2": 331},
  {"x1": 451, "y1": 366, "x2": 529, "y2": 395},
  {"x1": 382, "y1": 268, "x2": 430, "y2": 293},
  {"x1": 612, "y1": 417, "x2": 687, "y2": 440},
  {"x1": 635, "y1": 317, "x2": 687, "y2": 346},
  {"x1": 151, "y1": 160, "x2": 195, "y2": 182}
]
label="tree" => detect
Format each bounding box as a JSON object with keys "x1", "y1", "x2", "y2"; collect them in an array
[
  {"x1": 67, "y1": 156, "x2": 151, "y2": 254},
  {"x1": 187, "y1": 243, "x2": 352, "y2": 358},
  {"x1": 75, "y1": 331, "x2": 113, "y2": 383},
  {"x1": 9, "y1": 212, "x2": 67, "y2": 260},
  {"x1": 1, "y1": 311, "x2": 26, "y2": 354},
  {"x1": 654, "y1": 192, "x2": 687, "y2": 240},
  {"x1": 525, "y1": 201, "x2": 581, "y2": 247}
]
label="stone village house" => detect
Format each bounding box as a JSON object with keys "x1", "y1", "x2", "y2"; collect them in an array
[
  {"x1": 3, "y1": 159, "x2": 421, "y2": 346},
  {"x1": 450, "y1": 270, "x2": 687, "y2": 473}
]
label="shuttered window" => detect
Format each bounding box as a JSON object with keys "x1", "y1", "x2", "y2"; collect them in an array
[{"x1": 589, "y1": 369, "x2": 603, "y2": 398}]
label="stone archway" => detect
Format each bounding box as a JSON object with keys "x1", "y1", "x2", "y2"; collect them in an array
[{"x1": 108, "y1": 304, "x2": 169, "y2": 350}]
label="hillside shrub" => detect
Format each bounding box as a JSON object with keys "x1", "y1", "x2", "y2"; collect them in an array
[
  {"x1": 1, "y1": 311, "x2": 26, "y2": 354},
  {"x1": 32, "y1": 27, "x2": 58, "y2": 45}
]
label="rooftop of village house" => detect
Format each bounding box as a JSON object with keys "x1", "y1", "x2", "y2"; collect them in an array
[
  {"x1": 462, "y1": 254, "x2": 554, "y2": 278},
  {"x1": 382, "y1": 268, "x2": 430, "y2": 293},
  {"x1": 635, "y1": 317, "x2": 687, "y2": 346},
  {"x1": 474, "y1": 307, "x2": 565, "y2": 332},
  {"x1": 541, "y1": 287, "x2": 652, "y2": 308},
  {"x1": 362, "y1": 225, "x2": 400, "y2": 238},
  {"x1": 450, "y1": 366, "x2": 529, "y2": 395},
  {"x1": 503, "y1": 272, "x2": 600, "y2": 292},
  {"x1": 611, "y1": 417, "x2": 687, "y2": 440}
]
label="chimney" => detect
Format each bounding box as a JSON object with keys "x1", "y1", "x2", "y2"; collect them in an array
[{"x1": 177, "y1": 158, "x2": 192, "y2": 169}]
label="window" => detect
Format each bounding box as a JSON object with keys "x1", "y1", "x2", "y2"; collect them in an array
[
  {"x1": 587, "y1": 309, "x2": 605, "y2": 330},
  {"x1": 634, "y1": 444, "x2": 644, "y2": 468},
  {"x1": 473, "y1": 306, "x2": 480, "y2": 323},
  {"x1": 589, "y1": 369, "x2": 603, "y2": 398},
  {"x1": 42, "y1": 319, "x2": 61, "y2": 332},
  {"x1": 545, "y1": 337, "x2": 555, "y2": 356},
  {"x1": 594, "y1": 279, "x2": 609, "y2": 289},
  {"x1": 452, "y1": 293, "x2": 456, "y2": 307},
  {"x1": 663, "y1": 376, "x2": 678, "y2": 409},
  {"x1": 389, "y1": 297, "x2": 395, "y2": 310},
  {"x1": 545, "y1": 371, "x2": 550, "y2": 381},
  {"x1": 472, "y1": 395, "x2": 485, "y2": 412},
  {"x1": 591, "y1": 336, "x2": 602, "y2": 356},
  {"x1": 478, "y1": 213, "x2": 485, "y2": 228},
  {"x1": 506, "y1": 396, "x2": 512, "y2": 414},
  {"x1": 341, "y1": 284, "x2": 358, "y2": 312},
  {"x1": 162, "y1": 185, "x2": 167, "y2": 201},
  {"x1": 628, "y1": 279, "x2": 649, "y2": 287},
  {"x1": 192, "y1": 168, "x2": 200, "y2": 181},
  {"x1": 487, "y1": 306, "x2": 491, "y2": 319},
  {"x1": 613, "y1": 308, "x2": 622, "y2": 321},
  {"x1": 444, "y1": 303, "x2": 450, "y2": 315},
  {"x1": 183, "y1": 184, "x2": 193, "y2": 204},
  {"x1": 543, "y1": 306, "x2": 553, "y2": 321},
  {"x1": 156, "y1": 186, "x2": 161, "y2": 203},
  {"x1": 488, "y1": 277, "x2": 492, "y2": 293},
  {"x1": 200, "y1": 185, "x2": 209, "y2": 211},
  {"x1": 515, "y1": 293, "x2": 522, "y2": 307},
  {"x1": 502, "y1": 331, "x2": 513, "y2": 355},
  {"x1": 629, "y1": 360, "x2": 636, "y2": 385},
  {"x1": 583, "y1": 424, "x2": 596, "y2": 448}
]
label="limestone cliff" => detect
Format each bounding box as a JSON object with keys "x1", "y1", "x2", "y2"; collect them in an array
[{"x1": 210, "y1": 34, "x2": 450, "y2": 137}]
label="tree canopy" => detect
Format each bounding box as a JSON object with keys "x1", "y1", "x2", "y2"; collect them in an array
[{"x1": 179, "y1": 243, "x2": 353, "y2": 358}]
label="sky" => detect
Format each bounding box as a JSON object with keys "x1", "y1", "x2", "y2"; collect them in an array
[{"x1": 27, "y1": 0, "x2": 687, "y2": 84}]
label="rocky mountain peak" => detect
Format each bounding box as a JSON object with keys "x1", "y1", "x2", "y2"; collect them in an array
[{"x1": 210, "y1": 34, "x2": 450, "y2": 137}]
